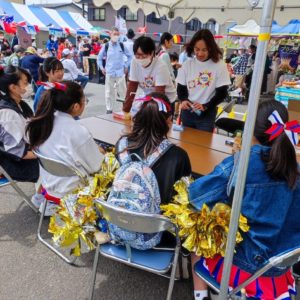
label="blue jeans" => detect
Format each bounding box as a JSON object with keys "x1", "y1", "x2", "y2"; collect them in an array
[
  {"x1": 76, "y1": 75, "x2": 89, "y2": 89},
  {"x1": 181, "y1": 107, "x2": 217, "y2": 132}
]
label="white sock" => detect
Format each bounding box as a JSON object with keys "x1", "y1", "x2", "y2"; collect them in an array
[{"x1": 194, "y1": 290, "x2": 208, "y2": 300}]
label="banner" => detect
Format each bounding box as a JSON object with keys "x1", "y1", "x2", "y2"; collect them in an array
[
  {"x1": 17, "y1": 26, "x2": 32, "y2": 49},
  {"x1": 115, "y1": 16, "x2": 127, "y2": 35}
]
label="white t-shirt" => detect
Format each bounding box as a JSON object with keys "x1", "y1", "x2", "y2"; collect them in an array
[
  {"x1": 61, "y1": 58, "x2": 84, "y2": 81},
  {"x1": 176, "y1": 57, "x2": 230, "y2": 104},
  {"x1": 129, "y1": 57, "x2": 177, "y2": 102},
  {"x1": 38, "y1": 111, "x2": 103, "y2": 198}
]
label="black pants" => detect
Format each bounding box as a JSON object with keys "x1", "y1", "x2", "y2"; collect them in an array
[{"x1": 0, "y1": 152, "x2": 39, "y2": 183}]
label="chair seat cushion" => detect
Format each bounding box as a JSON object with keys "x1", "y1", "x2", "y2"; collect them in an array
[
  {"x1": 100, "y1": 243, "x2": 174, "y2": 272},
  {"x1": 194, "y1": 258, "x2": 220, "y2": 290}
]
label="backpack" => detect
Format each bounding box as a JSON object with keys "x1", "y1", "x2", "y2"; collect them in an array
[
  {"x1": 105, "y1": 42, "x2": 124, "y2": 55},
  {"x1": 107, "y1": 137, "x2": 173, "y2": 250}
]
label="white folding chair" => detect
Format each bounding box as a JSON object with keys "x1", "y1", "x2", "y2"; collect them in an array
[
  {"x1": 34, "y1": 150, "x2": 89, "y2": 265},
  {"x1": 194, "y1": 246, "x2": 300, "y2": 299},
  {"x1": 89, "y1": 199, "x2": 181, "y2": 300},
  {"x1": 0, "y1": 163, "x2": 38, "y2": 213}
]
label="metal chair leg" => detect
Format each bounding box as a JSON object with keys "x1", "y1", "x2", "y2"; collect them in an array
[
  {"x1": 0, "y1": 167, "x2": 38, "y2": 213},
  {"x1": 37, "y1": 199, "x2": 77, "y2": 265},
  {"x1": 166, "y1": 244, "x2": 181, "y2": 300},
  {"x1": 89, "y1": 243, "x2": 100, "y2": 300}
]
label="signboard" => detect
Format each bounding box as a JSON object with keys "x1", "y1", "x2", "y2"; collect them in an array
[
  {"x1": 17, "y1": 26, "x2": 32, "y2": 49},
  {"x1": 49, "y1": 27, "x2": 63, "y2": 37}
]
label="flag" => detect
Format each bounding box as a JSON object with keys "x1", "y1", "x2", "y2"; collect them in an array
[
  {"x1": 65, "y1": 27, "x2": 71, "y2": 35},
  {"x1": 153, "y1": 32, "x2": 161, "y2": 37},
  {"x1": 138, "y1": 26, "x2": 147, "y2": 34},
  {"x1": 115, "y1": 16, "x2": 127, "y2": 35},
  {"x1": 34, "y1": 25, "x2": 40, "y2": 33},
  {"x1": 2, "y1": 22, "x2": 16, "y2": 34},
  {"x1": 173, "y1": 34, "x2": 183, "y2": 44}
]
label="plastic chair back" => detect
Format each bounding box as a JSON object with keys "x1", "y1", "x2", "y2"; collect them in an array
[
  {"x1": 96, "y1": 199, "x2": 177, "y2": 235},
  {"x1": 33, "y1": 150, "x2": 87, "y2": 184}
]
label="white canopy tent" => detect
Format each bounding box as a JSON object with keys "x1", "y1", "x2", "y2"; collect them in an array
[
  {"x1": 87, "y1": 1, "x2": 300, "y2": 299},
  {"x1": 91, "y1": 0, "x2": 300, "y2": 25}
]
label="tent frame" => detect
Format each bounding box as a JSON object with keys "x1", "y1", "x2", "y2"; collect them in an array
[{"x1": 218, "y1": 0, "x2": 277, "y2": 298}]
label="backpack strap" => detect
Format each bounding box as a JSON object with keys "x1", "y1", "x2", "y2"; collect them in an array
[
  {"x1": 105, "y1": 42, "x2": 124, "y2": 55},
  {"x1": 117, "y1": 137, "x2": 132, "y2": 165},
  {"x1": 146, "y1": 139, "x2": 174, "y2": 168}
]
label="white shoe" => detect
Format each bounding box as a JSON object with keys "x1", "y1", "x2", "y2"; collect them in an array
[
  {"x1": 39, "y1": 201, "x2": 59, "y2": 217},
  {"x1": 31, "y1": 193, "x2": 45, "y2": 209}
]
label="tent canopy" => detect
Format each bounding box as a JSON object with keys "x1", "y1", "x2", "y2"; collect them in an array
[
  {"x1": 1, "y1": 0, "x2": 97, "y2": 34},
  {"x1": 90, "y1": 0, "x2": 300, "y2": 25},
  {"x1": 229, "y1": 19, "x2": 299, "y2": 36}
]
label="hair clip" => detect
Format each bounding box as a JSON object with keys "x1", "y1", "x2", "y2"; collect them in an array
[
  {"x1": 36, "y1": 81, "x2": 67, "y2": 91},
  {"x1": 265, "y1": 110, "x2": 300, "y2": 145},
  {"x1": 135, "y1": 96, "x2": 171, "y2": 113}
]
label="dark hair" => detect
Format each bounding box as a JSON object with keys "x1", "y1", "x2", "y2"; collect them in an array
[
  {"x1": 127, "y1": 28, "x2": 135, "y2": 39},
  {"x1": 249, "y1": 44, "x2": 257, "y2": 52},
  {"x1": 49, "y1": 35, "x2": 53, "y2": 40},
  {"x1": 122, "y1": 92, "x2": 171, "y2": 158},
  {"x1": 169, "y1": 52, "x2": 179, "y2": 62},
  {"x1": 156, "y1": 32, "x2": 173, "y2": 55},
  {"x1": 0, "y1": 66, "x2": 31, "y2": 98},
  {"x1": 254, "y1": 99, "x2": 299, "y2": 188},
  {"x1": 14, "y1": 46, "x2": 25, "y2": 54},
  {"x1": 186, "y1": 29, "x2": 222, "y2": 63},
  {"x1": 133, "y1": 36, "x2": 156, "y2": 56},
  {"x1": 26, "y1": 81, "x2": 83, "y2": 148},
  {"x1": 38, "y1": 57, "x2": 63, "y2": 82}
]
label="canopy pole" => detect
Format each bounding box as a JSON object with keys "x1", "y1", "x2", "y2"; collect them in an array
[{"x1": 218, "y1": 1, "x2": 276, "y2": 299}]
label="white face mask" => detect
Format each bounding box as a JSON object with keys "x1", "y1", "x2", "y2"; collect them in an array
[
  {"x1": 21, "y1": 84, "x2": 33, "y2": 99},
  {"x1": 111, "y1": 35, "x2": 119, "y2": 43},
  {"x1": 135, "y1": 57, "x2": 152, "y2": 68}
]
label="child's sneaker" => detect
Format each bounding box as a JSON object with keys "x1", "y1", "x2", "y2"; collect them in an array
[
  {"x1": 0, "y1": 174, "x2": 9, "y2": 185},
  {"x1": 31, "y1": 193, "x2": 45, "y2": 209},
  {"x1": 39, "y1": 201, "x2": 59, "y2": 217}
]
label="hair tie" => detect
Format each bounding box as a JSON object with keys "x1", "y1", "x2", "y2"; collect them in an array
[
  {"x1": 265, "y1": 110, "x2": 300, "y2": 145},
  {"x1": 36, "y1": 81, "x2": 67, "y2": 91},
  {"x1": 135, "y1": 96, "x2": 171, "y2": 113}
]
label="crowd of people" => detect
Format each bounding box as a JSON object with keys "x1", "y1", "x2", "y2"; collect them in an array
[{"x1": 0, "y1": 27, "x2": 300, "y2": 300}]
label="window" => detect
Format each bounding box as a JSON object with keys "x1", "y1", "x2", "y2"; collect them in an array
[
  {"x1": 91, "y1": 8, "x2": 105, "y2": 21},
  {"x1": 118, "y1": 7, "x2": 138, "y2": 21},
  {"x1": 186, "y1": 19, "x2": 201, "y2": 31},
  {"x1": 146, "y1": 12, "x2": 161, "y2": 24}
]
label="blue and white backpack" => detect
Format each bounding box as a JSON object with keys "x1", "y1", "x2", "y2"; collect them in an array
[{"x1": 107, "y1": 137, "x2": 173, "y2": 250}]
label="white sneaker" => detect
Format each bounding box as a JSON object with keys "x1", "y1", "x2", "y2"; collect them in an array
[
  {"x1": 31, "y1": 193, "x2": 45, "y2": 209},
  {"x1": 39, "y1": 201, "x2": 59, "y2": 217}
]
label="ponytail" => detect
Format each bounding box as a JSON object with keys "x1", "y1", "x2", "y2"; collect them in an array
[
  {"x1": 39, "y1": 57, "x2": 63, "y2": 82},
  {"x1": 26, "y1": 81, "x2": 83, "y2": 148},
  {"x1": 156, "y1": 32, "x2": 173, "y2": 55},
  {"x1": 254, "y1": 100, "x2": 299, "y2": 189}
]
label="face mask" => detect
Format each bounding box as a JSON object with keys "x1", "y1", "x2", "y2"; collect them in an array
[
  {"x1": 111, "y1": 35, "x2": 119, "y2": 43},
  {"x1": 21, "y1": 84, "x2": 33, "y2": 99},
  {"x1": 135, "y1": 57, "x2": 152, "y2": 68}
]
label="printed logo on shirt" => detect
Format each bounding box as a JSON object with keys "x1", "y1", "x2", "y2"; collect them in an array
[
  {"x1": 141, "y1": 76, "x2": 155, "y2": 88},
  {"x1": 188, "y1": 71, "x2": 213, "y2": 89}
]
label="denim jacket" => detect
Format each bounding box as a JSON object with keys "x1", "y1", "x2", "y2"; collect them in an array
[{"x1": 189, "y1": 144, "x2": 300, "y2": 276}]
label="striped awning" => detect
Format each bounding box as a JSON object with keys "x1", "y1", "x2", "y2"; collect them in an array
[{"x1": 1, "y1": 0, "x2": 97, "y2": 34}]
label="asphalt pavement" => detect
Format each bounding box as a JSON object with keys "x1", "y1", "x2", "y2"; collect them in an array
[{"x1": 1, "y1": 83, "x2": 299, "y2": 300}]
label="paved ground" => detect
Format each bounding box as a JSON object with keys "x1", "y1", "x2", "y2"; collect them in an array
[{"x1": 1, "y1": 83, "x2": 299, "y2": 300}]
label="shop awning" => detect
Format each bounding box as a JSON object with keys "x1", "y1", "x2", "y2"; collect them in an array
[{"x1": 1, "y1": 0, "x2": 97, "y2": 34}]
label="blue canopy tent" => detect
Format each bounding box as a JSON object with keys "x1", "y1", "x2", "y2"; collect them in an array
[{"x1": 272, "y1": 19, "x2": 300, "y2": 36}]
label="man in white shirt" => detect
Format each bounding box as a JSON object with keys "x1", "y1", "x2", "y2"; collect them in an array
[{"x1": 61, "y1": 48, "x2": 89, "y2": 88}]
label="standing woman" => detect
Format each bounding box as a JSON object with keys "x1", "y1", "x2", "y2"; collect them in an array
[
  {"x1": 157, "y1": 32, "x2": 175, "y2": 82},
  {"x1": 176, "y1": 29, "x2": 230, "y2": 132}
]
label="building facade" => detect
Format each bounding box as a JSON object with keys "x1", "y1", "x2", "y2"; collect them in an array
[{"x1": 83, "y1": 2, "x2": 217, "y2": 44}]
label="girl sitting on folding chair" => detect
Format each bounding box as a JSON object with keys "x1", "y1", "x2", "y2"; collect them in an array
[
  {"x1": 106, "y1": 92, "x2": 191, "y2": 249},
  {"x1": 0, "y1": 65, "x2": 39, "y2": 183},
  {"x1": 33, "y1": 57, "x2": 64, "y2": 112},
  {"x1": 189, "y1": 100, "x2": 300, "y2": 300},
  {"x1": 26, "y1": 81, "x2": 104, "y2": 216}
]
